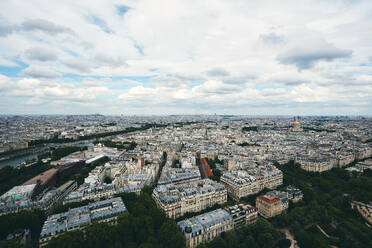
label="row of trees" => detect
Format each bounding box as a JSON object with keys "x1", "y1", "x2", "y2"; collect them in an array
[
  {"x1": 237, "y1": 142, "x2": 260, "y2": 147},
  {"x1": 29, "y1": 123, "x2": 167, "y2": 147},
  {"x1": 50, "y1": 146, "x2": 87, "y2": 161},
  {"x1": 205, "y1": 157, "x2": 223, "y2": 182},
  {"x1": 242, "y1": 126, "x2": 258, "y2": 132}
]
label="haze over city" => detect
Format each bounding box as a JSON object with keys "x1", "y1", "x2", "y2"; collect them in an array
[{"x1": 0, "y1": 0, "x2": 371, "y2": 115}]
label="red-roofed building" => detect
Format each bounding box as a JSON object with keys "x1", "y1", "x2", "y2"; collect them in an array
[
  {"x1": 201, "y1": 158, "x2": 214, "y2": 177},
  {"x1": 23, "y1": 168, "x2": 58, "y2": 197},
  {"x1": 256, "y1": 194, "x2": 287, "y2": 218}
]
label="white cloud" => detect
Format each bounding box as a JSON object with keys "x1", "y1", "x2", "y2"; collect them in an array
[
  {"x1": 0, "y1": 0, "x2": 371, "y2": 114},
  {"x1": 21, "y1": 65, "x2": 61, "y2": 78},
  {"x1": 0, "y1": 74, "x2": 12, "y2": 91}
]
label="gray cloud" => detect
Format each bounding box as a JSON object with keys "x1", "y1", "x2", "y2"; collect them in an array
[
  {"x1": 21, "y1": 65, "x2": 61, "y2": 78},
  {"x1": 25, "y1": 47, "x2": 57, "y2": 61},
  {"x1": 224, "y1": 75, "x2": 256, "y2": 85},
  {"x1": 260, "y1": 32, "x2": 284, "y2": 44},
  {"x1": 278, "y1": 42, "x2": 352, "y2": 70},
  {"x1": 0, "y1": 24, "x2": 15, "y2": 37},
  {"x1": 205, "y1": 68, "x2": 230, "y2": 77},
  {"x1": 174, "y1": 74, "x2": 205, "y2": 82},
  {"x1": 282, "y1": 81, "x2": 304, "y2": 86},
  {"x1": 94, "y1": 54, "x2": 126, "y2": 67},
  {"x1": 21, "y1": 19, "x2": 73, "y2": 35},
  {"x1": 63, "y1": 59, "x2": 92, "y2": 73}
]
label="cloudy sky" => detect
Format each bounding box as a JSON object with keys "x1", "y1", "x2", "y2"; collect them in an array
[{"x1": 0, "y1": 0, "x2": 371, "y2": 115}]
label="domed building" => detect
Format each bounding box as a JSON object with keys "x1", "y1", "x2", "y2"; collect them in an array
[{"x1": 291, "y1": 117, "x2": 303, "y2": 132}]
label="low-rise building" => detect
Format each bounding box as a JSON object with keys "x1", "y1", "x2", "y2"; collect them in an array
[
  {"x1": 356, "y1": 160, "x2": 372, "y2": 172},
  {"x1": 285, "y1": 185, "x2": 303, "y2": 203},
  {"x1": 256, "y1": 191, "x2": 288, "y2": 218},
  {"x1": 351, "y1": 201, "x2": 372, "y2": 225},
  {"x1": 224, "y1": 204, "x2": 258, "y2": 228}
]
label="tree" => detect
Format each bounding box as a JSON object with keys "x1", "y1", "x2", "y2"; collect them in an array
[
  {"x1": 103, "y1": 176, "x2": 112, "y2": 184},
  {"x1": 158, "y1": 220, "x2": 185, "y2": 248},
  {"x1": 277, "y1": 239, "x2": 291, "y2": 248}
]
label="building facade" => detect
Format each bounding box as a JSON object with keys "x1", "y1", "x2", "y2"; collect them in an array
[
  {"x1": 220, "y1": 165, "x2": 283, "y2": 201},
  {"x1": 152, "y1": 179, "x2": 227, "y2": 219},
  {"x1": 256, "y1": 192, "x2": 288, "y2": 218},
  {"x1": 178, "y1": 209, "x2": 233, "y2": 248},
  {"x1": 178, "y1": 205, "x2": 258, "y2": 248},
  {"x1": 39, "y1": 197, "x2": 127, "y2": 246}
]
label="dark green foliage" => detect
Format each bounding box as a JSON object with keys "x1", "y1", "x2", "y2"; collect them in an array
[
  {"x1": 209, "y1": 169, "x2": 222, "y2": 182},
  {"x1": 0, "y1": 210, "x2": 45, "y2": 247},
  {"x1": 302, "y1": 127, "x2": 335, "y2": 133},
  {"x1": 103, "y1": 176, "x2": 112, "y2": 184},
  {"x1": 0, "y1": 163, "x2": 53, "y2": 195},
  {"x1": 0, "y1": 239, "x2": 23, "y2": 248},
  {"x1": 94, "y1": 140, "x2": 137, "y2": 150},
  {"x1": 176, "y1": 204, "x2": 220, "y2": 222},
  {"x1": 201, "y1": 218, "x2": 284, "y2": 248},
  {"x1": 237, "y1": 142, "x2": 260, "y2": 147},
  {"x1": 47, "y1": 230, "x2": 84, "y2": 248},
  {"x1": 46, "y1": 188, "x2": 185, "y2": 248},
  {"x1": 207, "y1": 158, "x2": 222, "y2": 182},
  {"x1": 37, "y1": 152, "x2": 51, "y2": 160},
  {"x1": 68, "y1": 157, "x2": 109, "y2": 186},
  {"x1": 242, "y1": 126, "x2": 258, "y2": 132},
  {"x1": 52, "y1": 200, "x2": 92, "y2": 215},
  {"x1": 28, "y1": 137, "x2": 73, "y2": 146},
  {"x1": 50, "y1": 146, "x2": 87, "y2": 161},
  {"x1": 271, "y1": 161, "x2": 372, "y2": 248},
  {"x1": 276, "y1": 239, "x2": 291, "y2": 248}
]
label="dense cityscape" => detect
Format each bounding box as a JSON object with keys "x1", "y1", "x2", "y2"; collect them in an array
[
  {"x1": 1, "y1": 0, "x2": 372, "y2": 247},
  {"x1": 0, "y1": 115, "x2": 371, "y2": 248}
]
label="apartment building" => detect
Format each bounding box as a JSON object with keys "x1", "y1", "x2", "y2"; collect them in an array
[
  {"x1": 296, "y1": 157, "x2": 334, "y2": 172},
  {"x1": 220, "y1": 165, "x2": 283, "y2": 201},
  {"x1": 178, "y1": 204, "x2": 258, "y2": 248},
  {"x1": 224, "y1": 204, "x2": 258, "y2": 228},
  {"x1": 152, "y1": 179, "x2": 227, "y2": 219},
  {"x1": 39, "y1": 197, "x2": 127, "y2": 246},
  {"x1": 178, "y1": 209, "x2": 233, "y2": 248}
]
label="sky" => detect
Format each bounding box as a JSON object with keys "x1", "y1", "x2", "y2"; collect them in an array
[{"x1": 0, "y1": 0, "x2": 371, "y2": 115}]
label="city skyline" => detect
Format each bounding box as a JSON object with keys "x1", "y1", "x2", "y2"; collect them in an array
[{"x1": 0, "y1": 0, "x2": 372, "y2": 115}]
